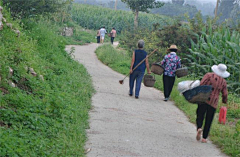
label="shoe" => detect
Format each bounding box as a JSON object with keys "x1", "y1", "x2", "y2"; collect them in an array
[
  {"x1": 201, "y1": 138, "x2": 207, "y2": 143},
  {"x1": 163, "y1": 97, "x2": 169, "y2": 101},
  {"x1": 129, "y1": 94, "x2": 133, "y2": 96},
  {"x1": 196, "y1": 128, "x2": 202, "y2": 141},
  {"x1": 135, "y1": 96, "x2": 139, "y2": 99}
]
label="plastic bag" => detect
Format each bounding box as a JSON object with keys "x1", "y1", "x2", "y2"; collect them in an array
[{"x1": 178, "y1": 80, "x2": 200, "y2": 93}]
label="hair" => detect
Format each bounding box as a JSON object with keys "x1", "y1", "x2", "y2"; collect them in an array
[
  {"x1": 169, "y1": 49, "x2": 177, "y2": 52},
  {"x1": 138, "y1": 40, "x2": 144, "y2": 48},
  {"x1": 112, "y1": 27, "x2": 115, "y2": 30}
]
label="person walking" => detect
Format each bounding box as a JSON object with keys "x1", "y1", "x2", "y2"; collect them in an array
[
  {"x1": 129, "y1": 40, "x2": 151, "y2": 99},
  {"x1": 110, "y1": 27, "x2": 117, "y2": 44},
  {"x1": 160, "y1": 45, "x2": 181, "y2": 101},
  {"x1": 100, "y1": 26, "x2": 107, "y2": 44},
  {"x1": 96, "y1": 28, "x2": 100, "y2": 43},
  {"x1": 196, "y1": 64, "x2": 229, "y2": 143}
]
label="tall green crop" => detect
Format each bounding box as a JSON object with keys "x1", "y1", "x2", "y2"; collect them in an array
[
  {"x1": 187, "y1": 22, "x2": 240, "y2": 94},
  {"x1": 71, "y1": 4, "x2": 173, "y2": 33}
]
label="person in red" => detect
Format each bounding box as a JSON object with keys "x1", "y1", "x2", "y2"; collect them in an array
[
  {"x1": 110, "y1": 27, "x2": 117, "y2": 44},
  {"x1": 196, "y1": 64, "x2": 230, "y2": 143}
]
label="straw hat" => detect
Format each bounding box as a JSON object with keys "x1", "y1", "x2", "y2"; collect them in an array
[
  {"x1": 211, "y1": 64, "x2": 230, "y2": 78},
  {"x1": 167, "y1": 45, "x2": 178, "y2": 52}
]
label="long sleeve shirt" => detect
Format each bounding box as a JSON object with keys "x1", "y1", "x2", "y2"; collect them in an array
[
  {"x1": 161, "y1": 52, "x2": 181, "y2": 77},
  {"x1": 200, "y1": 72, "x2": 228, "y2": 109}
]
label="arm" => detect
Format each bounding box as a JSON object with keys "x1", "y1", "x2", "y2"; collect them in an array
[
  {"x1": 145, "y1": 58, "x2": 151, "y2": 74},
  {"x1": 130, "y1": 51, "x2": 135, "y2": 74},
  {"x1": 222, "y1": 82, "x2": 228, "y2": 104},
  {"x1": 177, "y1": 57, "x2": 181, "y2": 69},
  {"x1": 200, "y1": 73, "x2": 210, "y2": 85},
  {"x1": 161, "y1": 56, "x2": 166, "y2": 66}
]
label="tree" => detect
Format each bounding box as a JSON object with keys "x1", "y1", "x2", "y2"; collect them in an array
[
  {"x1": 2, "y1": 0, "x2": 73, "y2": 19},
  {"x1": 217, "y1": 0, "x2": 235, "y2": 22},
  {"x1": 172, "y1": 0, "x2": 185, "y2": 6},
  {"x1": 121, "y1": 0, "x2": 164, "y2": 28}
]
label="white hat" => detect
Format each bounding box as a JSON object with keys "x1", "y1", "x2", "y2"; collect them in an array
[{"x1": 211, "y1": 64, "x2": 230, "y2": 78}]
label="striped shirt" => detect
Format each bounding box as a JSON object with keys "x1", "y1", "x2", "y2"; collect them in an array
[{"x1": 200, "y1": 72, "x2": 228, "y2": 109}]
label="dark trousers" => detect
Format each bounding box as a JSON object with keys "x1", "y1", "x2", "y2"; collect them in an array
[
  {"x1": 163, "y1": 75, "x2": 175, "y2": 98},
  {"x1": 97, "y1": 36, "x2": 100, "y2": 43},
  {"x1": 129, "y1": 71, "x2": 144, "y2": 97},
  {"x1": 196, "y1": 103, "x2": 216, "y2": 139},
  {"x1": 111, "y1": 37, "x2": 115, "y2": 44}
]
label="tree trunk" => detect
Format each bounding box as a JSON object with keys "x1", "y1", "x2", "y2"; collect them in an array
[
  {"x1": 115, "y1": 0, "x2": 118, "y2": 10},
  {"x1": 215, "y1": 0, "x2": 220, "y2": 19},
  {"x1": 134, "y1": 10, "x2": 139, "y2": 29}
]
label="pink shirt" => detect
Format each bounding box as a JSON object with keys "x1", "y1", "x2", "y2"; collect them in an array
[
  {"x1": 200, "y1": 73, "x2": 228, "y2": 109},
  {"x1": 111, "y1": 30, "x2": 117, "y2": 37}
]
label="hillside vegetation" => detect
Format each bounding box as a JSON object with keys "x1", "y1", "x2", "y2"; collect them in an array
[
  {"x1": 0, "y1": 7, "x2": 94, "y2": 156},
  {"x1": 71, "y1": 4, "x2": 173, "y2": 33}
]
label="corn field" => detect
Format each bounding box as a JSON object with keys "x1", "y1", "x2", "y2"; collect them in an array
[
  {"x1": 71, "y1": 4, "x2": 173, "y2": 33},
  {"x1": 186, "y1": 23, "x2": 240, "y2": 95}
]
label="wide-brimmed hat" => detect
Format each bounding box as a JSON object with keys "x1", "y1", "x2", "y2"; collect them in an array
[
  {"x1": 167, "y1": 45, "x2": 178, "y2": 52},
  {"x1": 211, "y1": 64, "x2": 230, "y2": 78}
]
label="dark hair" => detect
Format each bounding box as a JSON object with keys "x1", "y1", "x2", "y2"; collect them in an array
[
  {"x1": 138, "y1": 40, "x2": 144, "y2": 48},
  {"x1": 169, "y1": 49, "x2": 177, "y2": 52},
  {"x1": 112, "y1": 27, "x2": 115, "y2": 30}
]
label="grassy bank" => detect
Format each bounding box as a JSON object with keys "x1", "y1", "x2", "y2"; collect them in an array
[
  {"x1": 95, "y1": 44, "x2": 240, "y2": 157},
  {"x1": 0, "y1": 12, "x2": 94, "y2": 156}
]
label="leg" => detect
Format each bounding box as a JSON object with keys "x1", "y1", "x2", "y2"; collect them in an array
[
  {"x1": 196, "y1": 103, "x2": 207, "y2": 140},
  {"x1": 163, "y1": 75, "x2": 167, "y2": 98},
  {"x1": 202, "y1": 105, "x2": 216, "y2": 139},
  {"x1": 166, "y1": 76, "x2": 175, "y2": 98},
  {"x1": 129, "y1": 71, "x2": 137, "y2": 96},
  {"x1": 111, "y1": 37, "x2": 114, "y2": 44},
  {"x1": 135, "y1": 71, "x2": 144, "y2": 97},
  {"x1": 97, "y1": 36, "x2": 100, "y2": 43},
  {"x1": 196, "y1": 103, "x2": 208, "y2": 130}
]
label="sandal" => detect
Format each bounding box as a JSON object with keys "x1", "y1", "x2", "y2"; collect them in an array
[
  {"x1": 201, "y1": 138, "x2": 207, "y2": 143},
  {"x1": 196, "y1": 128, "x2": 202, "y2": 141}
]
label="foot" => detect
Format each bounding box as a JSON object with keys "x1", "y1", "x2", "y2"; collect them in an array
[
  {"x1": 163, "y1": 97, "x2": 169, "y2": 101},
  {"x1": 201, "y1": 138, "x2": 207, "y2": 143},
  {"x1": 129, "y1": 93, "x2": 133, "y2": 96},
  {"x1": 196, "y1": 128, "x2": 202, "y2": 141},
  {"x1": 135, "y1": 96, "x2": 139, "y2": 99}
]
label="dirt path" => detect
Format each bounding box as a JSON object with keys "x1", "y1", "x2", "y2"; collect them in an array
[{"x1": 66, "y1": 43, "x2": 226, "y2": 157}]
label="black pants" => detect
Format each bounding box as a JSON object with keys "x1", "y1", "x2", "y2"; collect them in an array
[
  {"x1": 97, "y1": 36, "x2": 100, "y2": 43},
  {"x1": 111, "y1": 37, "x2": 115, "y2": 44},
  {"x1": 196, "y1": 103, "x2": 216, "y2": 139},
  {"x1": 163, "y1": 75, "x2": 175, "y2": 98}
]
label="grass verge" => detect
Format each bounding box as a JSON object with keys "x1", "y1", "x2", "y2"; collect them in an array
[
  {"x1": 95, "y1": 44, "x2": 240, "y2": 157},
  {"x1": 0, "y1": 13, "x2": 94, "y2": 156}
]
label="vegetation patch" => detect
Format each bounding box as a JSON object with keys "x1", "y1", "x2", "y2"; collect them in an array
[{"x1": 0, "y1": 9, "x2": 94, "y2": 156}]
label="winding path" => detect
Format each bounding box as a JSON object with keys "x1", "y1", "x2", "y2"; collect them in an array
[{"x1": 66, "y1": 43, "x2": 226, "y2": 157}]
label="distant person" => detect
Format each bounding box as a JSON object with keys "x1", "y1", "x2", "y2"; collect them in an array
[
  {"x1": 100, "y1": 26, "x2": 107, "y2": 44},
  {"x1": 96, "y1": 28, "x2": 100, "y2": 43},
  {"x1": 196, "y1": 64, "x2": 229, "y2": 143},
  {"x1": 160, "y1": 45, "x2": 181, "y2": 101},
  {"x1": 110, "y1": 27, "x2": 117, "y2": 44},
  {"x1": 129, "y1": 40, "x2": 151, "y2": 99}
]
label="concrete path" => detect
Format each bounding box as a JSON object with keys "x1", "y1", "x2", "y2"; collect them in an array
[{"x1": 66, "y1": 43, "x2": 226, "y2": 157}]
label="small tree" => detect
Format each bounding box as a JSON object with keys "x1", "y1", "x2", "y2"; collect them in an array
[{"x1": 121, "y1": 0, "x2": 164, "y2": 28}]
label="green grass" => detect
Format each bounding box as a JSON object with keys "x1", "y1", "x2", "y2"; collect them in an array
[
  {"x1": 95, "y1": 44, "x2": 240, "y2": 157},
  {"x1": 0, "y1": 12, "x2": 94, "y2": 156}
]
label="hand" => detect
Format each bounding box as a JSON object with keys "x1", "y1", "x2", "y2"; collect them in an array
[
  {"x1": 130, "y1": 69, "x2": 133, "y2": 74},
  {"x1": 148, "y1": 71, "x2": 151, "y2": 74}
]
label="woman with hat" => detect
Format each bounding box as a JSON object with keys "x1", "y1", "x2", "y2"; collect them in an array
[
  {"x1": 196, "y1": 64, "x2": 229, "y2": 143},
  {"x1": 129, "y1": 40, "x2": 151, "y2": 99},
  {"x1": 160, "y1": 45, "x2": 181, "y2": 101}
]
